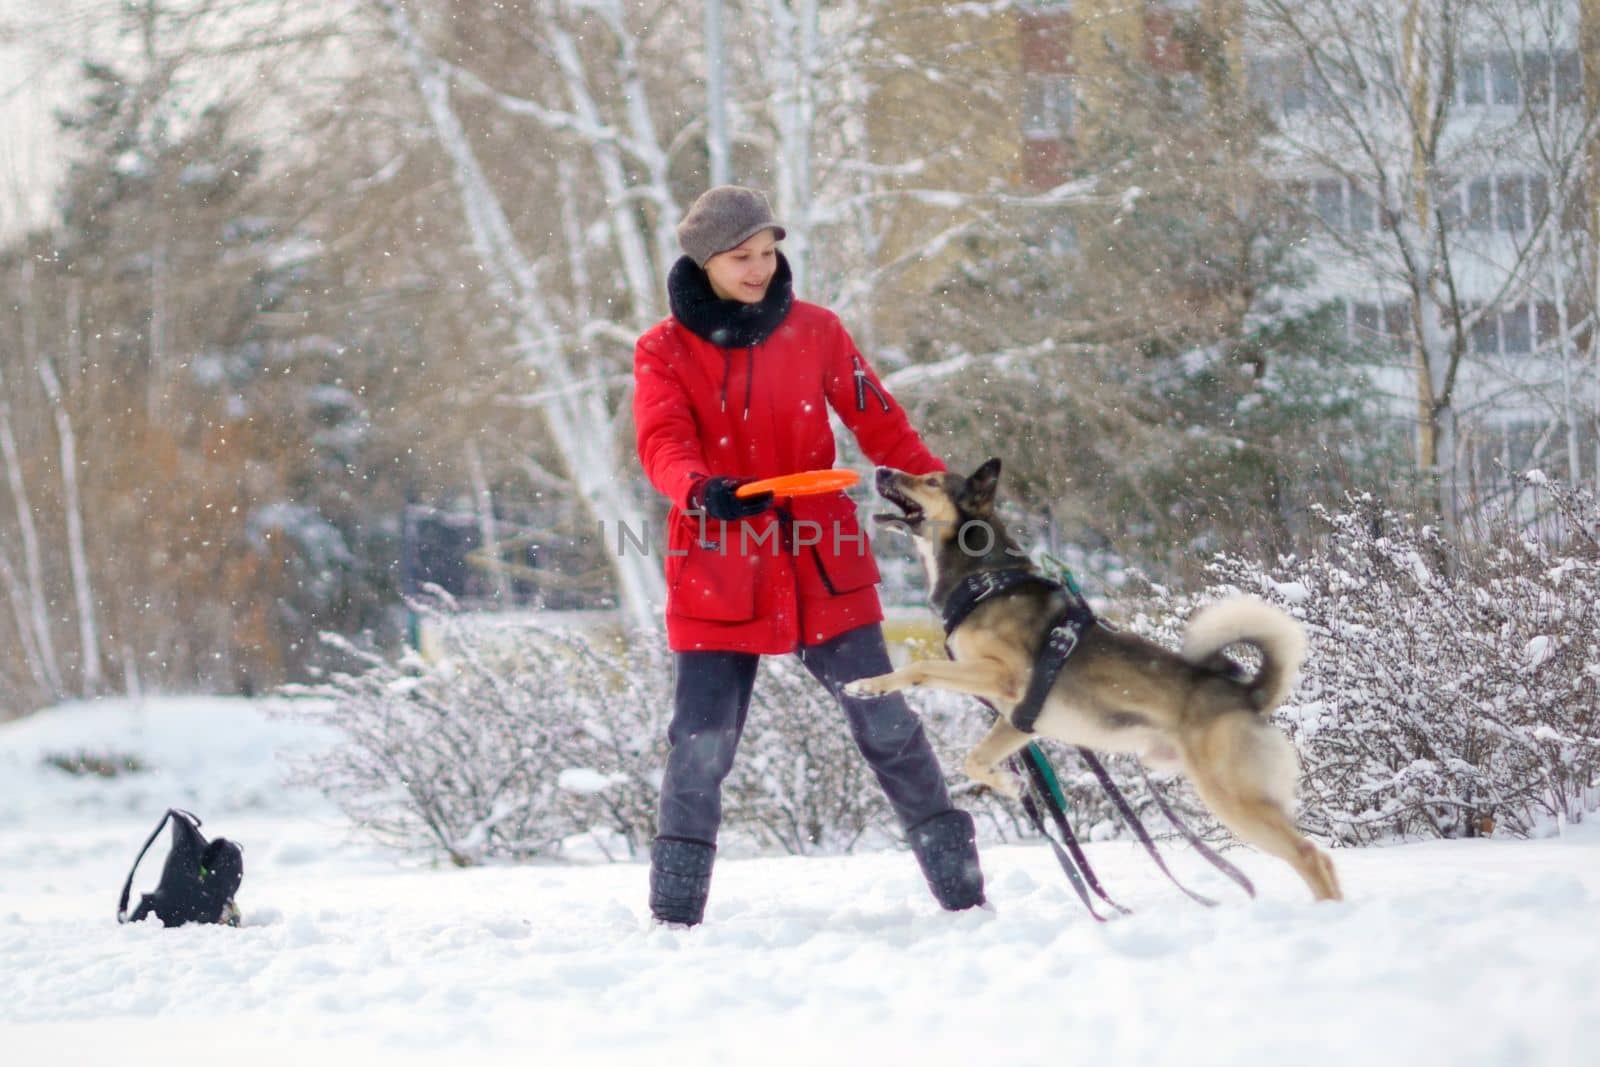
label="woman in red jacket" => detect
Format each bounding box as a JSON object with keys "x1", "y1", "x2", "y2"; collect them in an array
[{"x1": 633, "y1": 185, "x2": 986, "y2": 926}]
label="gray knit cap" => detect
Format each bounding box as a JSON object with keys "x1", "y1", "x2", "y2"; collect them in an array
[{"x1": 676, "y1": 186, "x2": 787, "y2": 268}]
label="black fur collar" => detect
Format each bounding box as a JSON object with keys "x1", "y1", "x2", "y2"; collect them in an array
[{"x1": 667, "y1": 253, "x2": 794, "y2": 348}]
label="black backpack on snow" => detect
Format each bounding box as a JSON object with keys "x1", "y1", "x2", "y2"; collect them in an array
[{"x1": 117, "y1": 808, "x2": 243, "y2": 927}]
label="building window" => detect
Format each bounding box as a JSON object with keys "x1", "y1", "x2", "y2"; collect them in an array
[
  {"x1": 1282, "y1": 60, "x2": 1309, "y2": 112},
  {"x1": 1353, "y1": 302, "x2": 1381, "y2": 337},
  {"x1": 1303, "y1": 173, "x2": 1551, "y2": 235},
  {"x1": 1440, "y1": 173, "x2": 1553, "y2": 233},
  {"x1": 1019, "y1": 8, "x2": 1073, "y2": 76},
  {"x1": 1023, "y1": 74, "x2": 1074, "y2": 139},
  {"x1": 1456, "y1": 49, "x2": 1584, "y2": 110},
  {"x1": 1282, "y1": 177, "x2": 1390, "y2": 234},
  {"x1": 1467, "y1": 304, "x2": 1542, "y2": 356},
  {"x1": 1536, "y1": 301, "x2": 1560, "y2": 346},
  {"x1": 1247, "y1": 57, "x2": 1275, "y2": 108},
  {"x1": 1501, "y1": 303, "x2": 1532, "y2": 354},
  {"x1": 1347, "y1": 300, "x2": 1408, "y2": 349},
  {"x1": 1437, "y1": 180, "x2": 1463, "y2": 229},
  {"x1": 1561, "y1": 185, "x2": 1591, "y2": 234},
  {"x1": 1251, "y1": 56, "x2": 1366, "y2": 116},
  {"x1": 1523, "y1": 49, "x2": 1585, "y2": 106},
  {"x1": 1458, "y1": 55, "x2": 1487, "y2": 106},
  {"x1": 1384, "y1": 303, "x2": 1410, "y2": 343},
  {"x1": 1529, "y1": 300, "x2": 1597, "y2": 351},
  {"x1": 1496, "y1": 176, "x2": 1526, "y2": 232},
  {"x1": 1556, "y1": 50, "x2": 1582, "y2": 104},
  {"x1": 1530, "y1": 175, "x2": 1550, "y2": 226},
  {"x1": 1250, "y1": 56, "x2": 1312, "y2": 113},
  {"x1": 1526, "y1": 52, "x2": 1552, "y2": 103},
  {"x1": 1348, "y1": 183, "x2": 1377, "y2": 231},
  {"x1": 1313, "y1": 178, "x2": 1345, "y2": 229},
  {"x1": 1467, "y1": 178, "x2": 1492, "y2": 230},
  {"x1": 1470, "y1": 309, "x2": 1499, "y2": 354},
  {"x1": 1490, "y1": 52, "x2": 1520, "y2": 105}
]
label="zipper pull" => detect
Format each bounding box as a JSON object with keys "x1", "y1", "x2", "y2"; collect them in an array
[{"x1": 853, "y1": 354, "x2": 890, "y2": 413}]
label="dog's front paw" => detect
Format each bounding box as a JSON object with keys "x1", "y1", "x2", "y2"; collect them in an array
[
  {"x1": 965, "y1": 778, "x2": 1021, "y2": 802},
  {"x1": 964, "y1": 761, "x2": 1021, "y2": 801},
  {"x1": 843, "y1": 674, "x2": 898, "y2": 698}
]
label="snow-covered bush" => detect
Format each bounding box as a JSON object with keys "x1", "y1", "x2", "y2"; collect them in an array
[
  {"x1": 280, "y1": 597, "x2": 1016, "y2": 863},
  {"x1": 1126, "y1": 479, "x2": 1600, "y2": 842},
  {"x1": 279, "y1": 600, "x2": 668, "y2": 864}
]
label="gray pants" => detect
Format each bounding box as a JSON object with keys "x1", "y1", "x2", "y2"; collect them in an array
[{"x1": 656, "y1": 623, "x2": 954, "y2": 843}]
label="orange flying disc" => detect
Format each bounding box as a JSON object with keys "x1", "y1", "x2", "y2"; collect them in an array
[{"x1": 736, "y1": 469, "x2": 861, "y2": 498}]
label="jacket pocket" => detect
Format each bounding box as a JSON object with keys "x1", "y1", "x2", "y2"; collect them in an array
[
  {"x1": 804, "y1": 493, "x2": 881, "y2": 596},
  {"x1": 667, "y1": 513, "x2": 760, "y2": 622}
]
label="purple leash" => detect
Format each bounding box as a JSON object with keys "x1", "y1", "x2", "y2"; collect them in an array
[
  {"x1": 1135, "y1": 763, "x2": 1256, "y2": 899},
  {"x1": 1077, "y1": 747, "x2": 1221, "y2": 907}
]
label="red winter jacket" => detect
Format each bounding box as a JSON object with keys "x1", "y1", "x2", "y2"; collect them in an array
[{"x1": 634, "y1": 297, "x2": 945, "y2": 653}]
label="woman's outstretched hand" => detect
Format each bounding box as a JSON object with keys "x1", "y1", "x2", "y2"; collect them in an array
[{"x1": 692, "y1": 475, "x2": 774, "y2": 520}]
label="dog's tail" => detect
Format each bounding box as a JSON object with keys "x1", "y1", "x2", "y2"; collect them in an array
[{"x1": 1182, "y1": 596, "x2": 1307, "y2": 712}]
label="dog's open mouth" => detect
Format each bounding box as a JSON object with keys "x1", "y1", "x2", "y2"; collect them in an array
[{"x1": 873, "y1": 477, "x2": 924, "y2": 529}]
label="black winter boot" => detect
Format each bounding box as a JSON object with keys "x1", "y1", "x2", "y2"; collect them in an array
[
  {"x1": 649, "y1": 836, "x2": 716, "y2": 926},
  {"x1": 907, "y1": 809, "x2": 986, "y2": 911}
]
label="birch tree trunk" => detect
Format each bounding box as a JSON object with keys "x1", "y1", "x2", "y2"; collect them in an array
[
  {"x1": 466, "y1": 440, "x2": 512, "y2": 605},
  {"x1": 0, "y1": 545, "x2": 52, "y2": 696},
  {"x1": 1, "y1": 270, "x2": 64, "y2": 695},
  {"x1": 765, "y1": 0, "x2": 819, "y2": 294},
  {"x1": 38, "y1": 358, "x2": 103, "y2": 694},
  {"x1": 1585, "y1": 0, "x2": 1600, "y2": 494},
  {"x1": 375, "y1": 0, "x2": 664, "y2": 631}
]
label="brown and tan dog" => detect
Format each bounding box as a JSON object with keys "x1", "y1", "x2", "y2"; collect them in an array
[{"x1": 845, "y1": 459, "x2": 1342, "y2": 902}]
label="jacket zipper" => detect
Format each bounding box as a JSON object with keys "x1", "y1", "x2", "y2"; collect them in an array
[
  {"x1": 721, "y1": 347, "x2": 757, "y2": 418},
  {"x1": 744, "y1": 346, "x2": 755, "y2": 418},
  {"x1": 773, "y1": 503, "x2": 806, "y2": 653}
]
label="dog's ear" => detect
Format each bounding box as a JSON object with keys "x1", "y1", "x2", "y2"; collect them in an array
[{"x1": 958, "y1": 458, "x2": 1002, "y2": 514}]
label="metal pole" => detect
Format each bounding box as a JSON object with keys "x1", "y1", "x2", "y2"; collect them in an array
[{"x1": 706, "y1": 0, "x2": 730, "y2": 185}]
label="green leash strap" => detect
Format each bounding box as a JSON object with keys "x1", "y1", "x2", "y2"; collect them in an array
[
  {"x1": 1039, "y1": 551, "x2": 1085, "y2": 599},
  {"x1": 1025, "y1": 742, "x2": 1069, "y2": 811},
  {"x1": 1016, "y1": 740, "x2": 1132, "y2": 918}
]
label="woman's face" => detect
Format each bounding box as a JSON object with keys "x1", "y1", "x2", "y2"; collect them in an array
[{"x1": 704, "y1": 229, "x2": 779, "y2": 304}]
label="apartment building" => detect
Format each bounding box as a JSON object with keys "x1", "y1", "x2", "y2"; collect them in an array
[{"x1": 873, "y1": 0, "x2": 1599, "y2": 486}]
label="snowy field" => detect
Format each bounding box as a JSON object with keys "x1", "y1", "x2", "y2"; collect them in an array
[{"x1": 3, "y1": 698, "x2": 1597, "y2": 1067}]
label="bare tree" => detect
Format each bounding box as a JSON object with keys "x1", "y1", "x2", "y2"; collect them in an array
[
  {"x1": 357, "y1": 0, "x2": 1090, "y2": 624},
  {"x1": 369, "y1": 0, "x2": 686, "y2": 630},
  {"x1": 37, "y1": 357, "x2": 103, "y2": 693},
  {"x1": 0, "y1": 366, "x2": 65, "y2": 698},
  {"x1": 1250, "y1": 0, "x2": 1599, "y2": 521}
]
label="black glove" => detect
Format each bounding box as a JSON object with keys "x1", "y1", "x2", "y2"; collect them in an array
[{"x1": 691, "y1": 475, "x2": 773, "y2": 521}]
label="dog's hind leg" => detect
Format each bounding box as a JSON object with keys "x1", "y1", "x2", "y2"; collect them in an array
[
  {"x1": 1183, "y1": 716, "x2": 1343, "y2": 902},
  {"x1": 963, "y1": 717, "x2": 1033, "y2": 799},
  {"x1": 1210, "y1": 791, "x2": 1343, "y2": 903}
]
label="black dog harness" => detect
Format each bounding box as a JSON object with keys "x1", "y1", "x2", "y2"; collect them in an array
[
  {"x1": 940, "y1": 567, "x2": 1258, "y2": 916},
  {"x1": 939, "y1": 569, "x2": 1097, "y2": 734}
]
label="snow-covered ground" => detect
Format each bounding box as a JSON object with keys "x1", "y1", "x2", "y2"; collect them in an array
[{"x1": 3, "y1": 698, "x2": 1597, "y2": 1066}]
